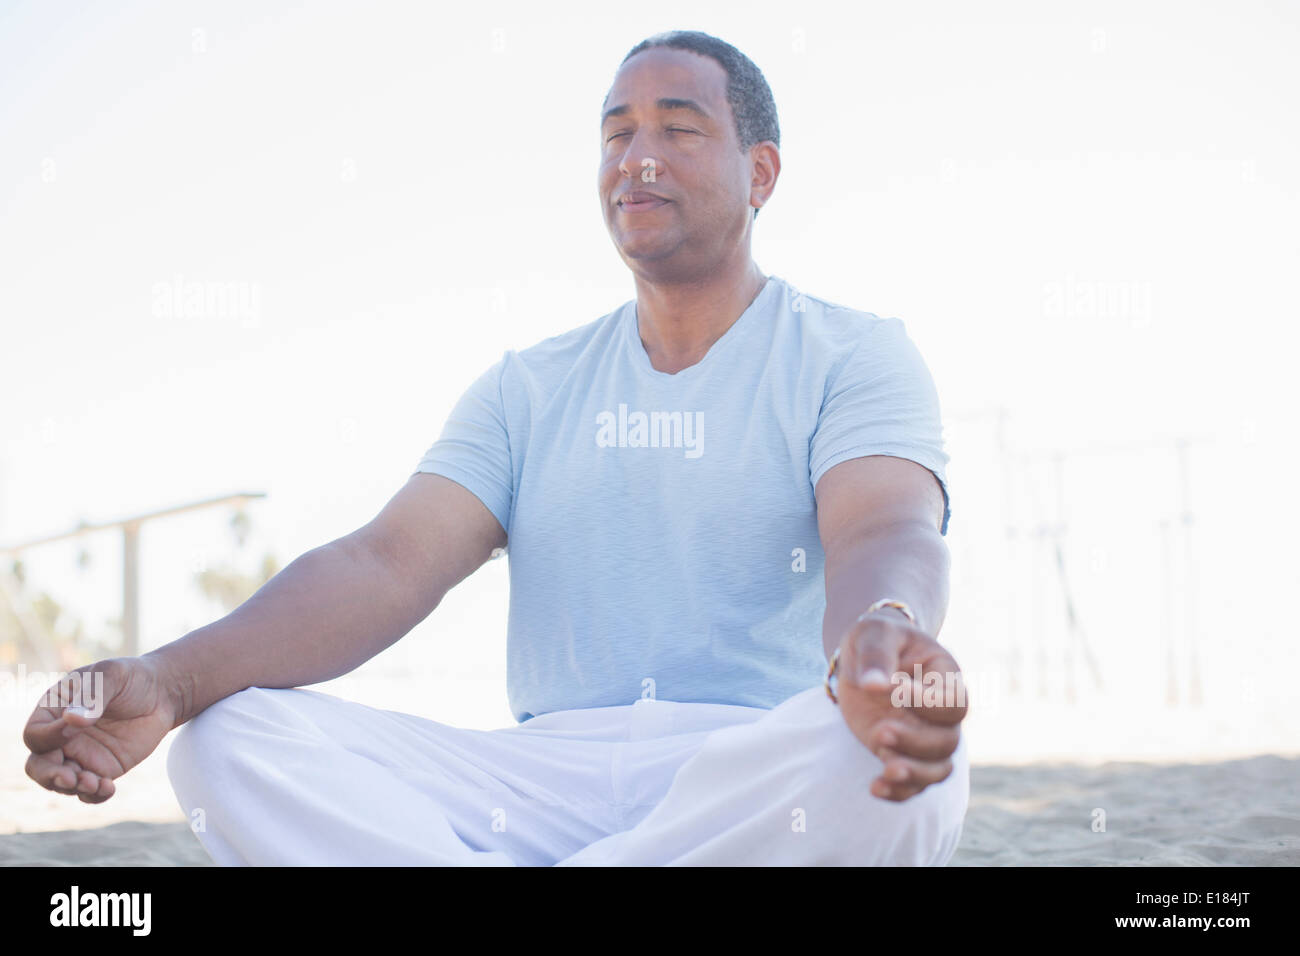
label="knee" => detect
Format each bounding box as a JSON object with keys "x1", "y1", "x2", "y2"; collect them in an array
[
  {"x1": 171, "y1": 685, "x2": 268, "y2": 744},
  {"x1": 818, "y1": 731, "x2": 969, "y2": 866},
  {"x1": 787, "y1": 691, "x2": 970, "y2": 866},
  {"x1": 165, "y1": 687, "x2": 287, "y2": 793}
]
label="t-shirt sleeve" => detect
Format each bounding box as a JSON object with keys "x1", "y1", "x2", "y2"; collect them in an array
[
  {"x1": 809, "y1": 317, "x2": 952, "y2": 536},
  {"x1": 411, "y1": 352, "x2": 514, "y2": 535}
]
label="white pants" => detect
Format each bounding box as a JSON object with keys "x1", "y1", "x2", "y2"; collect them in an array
[{"x1": 166, "y1": 683, "x2": 969, "y2": 866}]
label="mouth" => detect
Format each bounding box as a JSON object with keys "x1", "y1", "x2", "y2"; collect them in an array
[{"x1": 617, "y1": 192, "x2": 670, "y2": 213}]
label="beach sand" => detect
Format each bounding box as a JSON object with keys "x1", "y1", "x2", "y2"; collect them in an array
[
  {"x1": 952, "y1": 754, "x2": 1300, "y2": 866},
  {"x1": 4, "y1": 753, "x2": 1299, "y2": 866}
]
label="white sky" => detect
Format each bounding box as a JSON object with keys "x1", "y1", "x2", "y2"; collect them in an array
[{"x1": 1, "y1": 0, "x2": 1297, "y2": 758}]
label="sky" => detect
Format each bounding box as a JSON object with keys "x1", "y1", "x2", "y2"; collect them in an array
[{"x1": 1, "y1": 0, "x2": 1297, "y2": 758}]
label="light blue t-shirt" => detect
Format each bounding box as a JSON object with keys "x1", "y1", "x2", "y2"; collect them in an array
[{"x1": 413, "y1": 274, "x2": 951, "y2": 722}]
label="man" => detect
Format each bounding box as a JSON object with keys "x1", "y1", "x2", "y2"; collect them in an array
[{"x1": 23, "y1": 30, "x2": 969, "y2": 865}]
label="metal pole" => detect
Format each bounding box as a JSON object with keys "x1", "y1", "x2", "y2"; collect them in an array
[
  {"x1": 1159, "y1": 517, "x2": 1178, "y2": 706},
  {"x1": 1177, "y1": 438, "x2": 1202, "y2": 707},
  {"x1": 997, "y1": 407, "x2": 1020, "y2": 696},
  {"x1": 1049, "y1": 453, "x2": 1074, "y2": 704},
  {"x1": 1027, "y1": 456, "x2": 1049, "y2": 699}
]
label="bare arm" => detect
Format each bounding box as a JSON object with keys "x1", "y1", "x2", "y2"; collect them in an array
[
  {"x1": 816, "y1": 455, "x2": 964, "y2": 802},
  {"x1": 817, "y1": 454, "x2": 950, "y2": 661},
  {"x1": 144, "y1": 473, "x2": 505, "y2": 728}
]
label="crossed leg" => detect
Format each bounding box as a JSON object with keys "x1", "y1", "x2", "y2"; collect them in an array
[
  {"x1": 555, "y1": 685, "x2": 970, "y2": 866},
  {"x1": 165, "y1": 685, "x2": 623, "y2": 866},
  {"x1": 166, "y1": 683, "x2": 968, "y2": 866}
]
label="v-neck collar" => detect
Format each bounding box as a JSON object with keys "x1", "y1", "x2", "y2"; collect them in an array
[{"x1": 623, "y1": 275, "x2": 783, "y2": 382}]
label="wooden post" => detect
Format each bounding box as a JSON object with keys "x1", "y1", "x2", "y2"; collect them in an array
[
  {"x1": 122, "y1": 522, "x2": 140, "y2": 657},
  {"x1": 0, "y1": 492, "x2": 264, "y2": 661}
]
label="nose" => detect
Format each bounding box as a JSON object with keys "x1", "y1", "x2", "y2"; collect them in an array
[{"x1": 616, "y1": 131, "x2": 661, "y2": 182}]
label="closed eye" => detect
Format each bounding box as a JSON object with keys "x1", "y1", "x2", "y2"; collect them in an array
[{"x1": 605, "y1": 128, "x2": 699, "y2": 143}]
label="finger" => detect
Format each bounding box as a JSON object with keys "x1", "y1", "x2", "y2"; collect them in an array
[
  {"x1": 868, "y1": 716, "x2": 961, "y2": 763},
  {"x1": 91, "y1": 775, "x2": 117, "y2": 802},
  {"x1": 74, "y1": 769, "x2": 114, "y2": 804},
  {"x1": 894, "y1": 641, "x2": 970, "y2": 725},
  {"x1": 31, "y1": 753, "x2": 87, "y2": 794},
  {"x1": 894, "y1": 671, "x2": 969, "y2": 726},
  {"x1": 872, "y1": 776, "x2": 928, "y2": 802},
  {"x1": 53, "y1": 758, "x2": 88, "y2": 794},
  {"x1": 23, "y1": 710, "x2": 68, "y2": 754},
  {"x1": 62, "y1": 703, "x2": 100, "y2": 726},
  {"x1": 87, "y1": 776, "x2": 116, "y2": 803},
  {"x1": 25, "y1": 751, "x2": 83, "y2": 794},
  {"x1": 31, "y1": 707, "x2": 100, "y2": 752},
  {"x1": 24, "y1": 691, "x2": 103, "y2": 754},
  {"x1": 73, "y1": 767, "x2": 102, "y2": 796},
  {"x1": 60, "y1": 705, "x2": 104, "y2": 745},
  {"x1": 872, "y1": 750, "x2": 955, "y2": 801}
]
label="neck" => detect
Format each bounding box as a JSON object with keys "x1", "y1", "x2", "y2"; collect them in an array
[{"x1": 632, "y1": 260, "x2": 768, "y2": 375}]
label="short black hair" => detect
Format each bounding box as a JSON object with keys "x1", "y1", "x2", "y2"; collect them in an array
[{"x1": 610, "y1": 30, "x2": 780, "y2": 219}]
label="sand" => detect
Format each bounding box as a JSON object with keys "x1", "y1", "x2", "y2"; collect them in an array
[
  {"x1": 953, "y1": 754, "x2": 1300, "y2": 866},
  {"x1": 0, "y1": 821, "x2": 213, "y2": 866}
]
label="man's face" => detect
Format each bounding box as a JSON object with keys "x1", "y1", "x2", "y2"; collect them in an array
[{"x1": 598, "y1": 48, "x2": 757, "y2": 275}]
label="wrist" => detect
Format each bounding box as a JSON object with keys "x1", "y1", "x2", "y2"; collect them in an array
[
  {"x1": 141, "y1": 642, "x2": 198, "y2": 731},
  {"x1": 855, "y1": 598, "x2": 917, "y2": 628},
  {"x1": 825, "y1": 598, "x2": 918, "y2": 704},
  {"x1": 863, "y1": 605, "x2": 912, "y2": 625}
]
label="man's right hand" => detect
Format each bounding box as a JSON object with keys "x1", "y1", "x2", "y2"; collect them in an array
[{"x1": 22, "y1": 656, "x2": 181, "y2": 804}]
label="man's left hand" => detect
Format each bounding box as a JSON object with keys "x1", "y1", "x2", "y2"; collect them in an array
[{"x1": 833, "y1": 611, "x2": 969, "y2": 802}]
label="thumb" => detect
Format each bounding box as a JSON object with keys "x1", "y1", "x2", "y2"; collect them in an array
[
  {"x1": 845, "y1": 622, "x2": 904, "y2": 691},
  {"x1": 62, "y1": 704, "x2": 101, "y2": 731}
]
